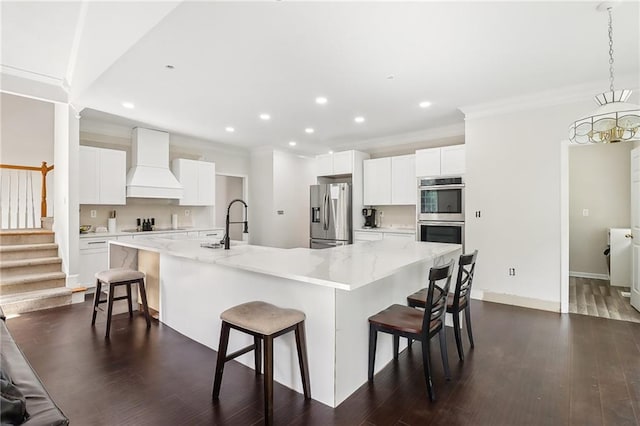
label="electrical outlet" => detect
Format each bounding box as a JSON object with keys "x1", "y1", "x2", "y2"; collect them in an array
[
  {"x1": 508, "y1": 268, "x2": 516, "y2": 276},
  {"x1": 582, "y1": 209, "x2": 589, "y2": 217},
  {"x1": 184, "y1": 209, "x2": 190, "y2": 217},
  {"x1": 379, "y1": 211, "x2": 384, "y2": 218},
  {"x1": 90, "y1": 210, "x2": 97, "y2": 218}
]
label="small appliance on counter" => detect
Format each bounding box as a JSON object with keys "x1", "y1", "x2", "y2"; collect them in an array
[
  {"x1": 137, "y1": 218, "x2": 155, "y2": 232},
  {"x1": 362, "y1": 208, "x2": 377, "y2": 228}
]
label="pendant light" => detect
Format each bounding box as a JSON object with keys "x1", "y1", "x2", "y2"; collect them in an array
[{"x1": 569, "y1": 4, "x2": 640, "y2": 144}]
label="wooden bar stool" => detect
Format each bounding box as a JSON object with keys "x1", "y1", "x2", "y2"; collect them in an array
[
  {"x1": 408, "y1": 250, "x2": 478, "y2": 361},
  {"x1": 212, "y1": 301, "x2": 311, "y2": 426},
  {"x1": 90, "y1": 268, "x2": 151, "y2": 338}
]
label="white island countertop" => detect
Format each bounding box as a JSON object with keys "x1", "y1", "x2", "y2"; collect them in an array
[{"x1": 110, "y1": 237, "x2": 460, "y2": 291}]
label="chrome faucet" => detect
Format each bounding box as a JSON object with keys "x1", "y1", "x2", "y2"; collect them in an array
[{"x1": 223, "y1": 199, "x2": 248, "y2": 249}]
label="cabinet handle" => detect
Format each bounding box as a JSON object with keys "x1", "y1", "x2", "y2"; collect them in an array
[{"x1": 88, "y1": 241, "x2": 107, "y2": 245}]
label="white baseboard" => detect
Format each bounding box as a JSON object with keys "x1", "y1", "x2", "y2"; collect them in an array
[
  {"x1": 471, "y1": 289, "x2": 560, "y2": 313},
  {"x1": 65, "y1": 274, "x2": 79, "y2": 288},
  {"x1": 569, "y1": 271, "x2": 609, "y2": 280}
]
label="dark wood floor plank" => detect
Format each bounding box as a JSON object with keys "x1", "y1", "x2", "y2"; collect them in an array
[{"x1": 4, "y1": 297, "x2": 640, "y2": 425}]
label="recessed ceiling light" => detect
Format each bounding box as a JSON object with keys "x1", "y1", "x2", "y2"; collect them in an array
[
  {"x1": 305, "y1": 128, "x2": 314, "y2": 134},
  {"x1": 225, "y1": 127, "x2": 235, "y2": 133},
  {"x1": 419, "y1": 101, "x2": 432, "y2": 108},
  {"x1": 259, "y1": 113, "x2": 271, "y2": 120},
  {"x1": 165, "y1": 64, "x2": 175, "y2": 70},
  {"x1": 315, "y1": 97, "x2": 328, "y2": 105},
  {"x1": 122, "y1": 102, "x2": 135, "y2": 109},
  {"x1": 289, "y1": 141, "x2": 297, "y2": 146},
  {"x1": 328, "y1": 150, "x2": 334, "y2": 154},
  {"x1": 354, "y1": 116, "x2": 365, "y2": 123},
  {"x1": 387, "y1": 75, "x2": 395, "y2": 80}
]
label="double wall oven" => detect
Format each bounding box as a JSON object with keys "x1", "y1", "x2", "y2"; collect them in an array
[{"x1": 417, "y1": 177, "x2": 465, "y2": 246}]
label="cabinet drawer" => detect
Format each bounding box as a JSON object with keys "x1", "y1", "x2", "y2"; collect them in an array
[
  {"x1": 354, "y1": 231, "x2": 383, "y2": 241},
  {"x1": 199, "y1": 230, "x2": 224, "y2": 239},
  {"x1": 79, "y1": 237, "x2": 115, "y2": 250},
  {"x1": 383, "y1": 232, "x2": 415, "y2": 241}
]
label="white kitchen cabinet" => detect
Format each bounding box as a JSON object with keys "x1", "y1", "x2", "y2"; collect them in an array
[
  {"x1": 415, "y1": 148, "x2": 441, "y2": 177},
  {"x1": 384, "y1": 232, "x2": 415, "y2": 241},
  {"x1": 354, "y1": 230, "x2": 383, "y2": 242},
  {"x1": 315, "y1": 150, "x2": 355, "y2": 176},
  {"x1": 199, "y1": 229, "x2": 224, "y2": 239},
  {"x1": 78, "y1": 236, "x2": 116, "y2": 286},
  {"x1": 363, "y1": 158, "x2": 392, "y2": 205},
  {"x1": 172, "y1": 159, "x2": 216, "y2": 206},
  {"x1": 440, "y1": 145, "x2": 466, "y2": 176},
  {"x1": 391, "y1": 155, "x2": 417, "y2": 205},
  {"x1": 364, "y1": 155, "x2": 416, "y2": 206},
  {"x1": 415, "y1": 145, "x2": 466, "y2": 177},
  {"x1": 79, "y1": 146, "x2": 126, "y2": 205}
]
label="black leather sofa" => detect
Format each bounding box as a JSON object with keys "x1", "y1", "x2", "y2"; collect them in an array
[{"x1": 0, "y1": 306, "x2": 69, "y2": 425}]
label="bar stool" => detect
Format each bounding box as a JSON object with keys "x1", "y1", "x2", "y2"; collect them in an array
[
  {"x1": 91, "y1": 268, "x2": 151, "y2": 338},
  {"x1": 212, "y1": 301, "x2": 311, "y2": 425}
]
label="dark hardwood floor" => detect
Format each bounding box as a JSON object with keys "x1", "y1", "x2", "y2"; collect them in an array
[{"x1": 5, "y1": 296, "x2": 640, "y2": 425}]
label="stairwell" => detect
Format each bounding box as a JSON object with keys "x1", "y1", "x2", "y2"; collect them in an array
[{"x1": 0, "y1": 230, "x2": 72, "y2": 315}]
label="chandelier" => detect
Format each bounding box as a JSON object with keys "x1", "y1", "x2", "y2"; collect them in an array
[{"x1": 569, "y1": 5, "x2": 640, "y2": 144}]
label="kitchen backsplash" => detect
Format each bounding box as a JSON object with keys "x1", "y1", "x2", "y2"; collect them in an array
[
  {"x1": 371, "y1": 205, "x2": 415, "y2": 229},
  {"x1": 79, "y1": 200, "x2": 214, "y2": 232}
]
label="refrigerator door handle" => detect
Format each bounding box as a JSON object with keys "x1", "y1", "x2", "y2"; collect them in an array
[{"x1": 323, "y1": 193, "x2": 330, "y2": 230}]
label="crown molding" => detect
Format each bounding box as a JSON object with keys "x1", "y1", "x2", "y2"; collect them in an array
[
  {"x1": 331, "y1": 122, "x2": 465, "y2": 152},
  {"x1": 460, "y1": 73, "x2": 640, "y2": 120}
]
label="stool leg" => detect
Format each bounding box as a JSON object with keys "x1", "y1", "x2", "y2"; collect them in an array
[
  {"x1": 91, "y1": 279, "x2": 102, "y2": 325},
  {"x1": 294, "y1": 322, "x2": 311, "y2": 399},
  {"x1": 264, "y1": 335, "x2": 274, "y2": 426},
  {"x1": 137, "y1": 279, "x2": 151, "y2": 328},
  {"x1": 126, "y1": 283, "x2": 133, "y2": 318},
  {"x1": 105, "y1": 284, "x2": 115, "y2": 338},
  {"x1": 254, "y1": 336, "x2": 262, "y2": 375},
  {"x1": 465, "y1": 304, "x2": 475, "y2": 348},
  {"x1": 439, "y1": 328, "x2": 451, "y2": 380},
  {"x1": 368, "y1": 323, "x2": 378, "y2": 381},
  {"x1": 212, "y1": 322, "x2": 230, "y2": 400},
  {"x1": 452, "y1": 309, "x2": 464, "y2": 361},
  {"x1": 393, "y1": 335, "x2": 400, "y2": 360}
]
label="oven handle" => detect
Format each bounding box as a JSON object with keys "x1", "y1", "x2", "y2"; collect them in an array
[
  {"x1": 418, "y1": 221, "x2": 465, "y2": 227},
  {"x1": 419, "y1": 184, "x2": 465, "y2": 190}
]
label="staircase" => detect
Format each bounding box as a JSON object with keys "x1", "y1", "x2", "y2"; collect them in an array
[{"x1": 0, "y1": 230, "x2": 72, "y2": 316}]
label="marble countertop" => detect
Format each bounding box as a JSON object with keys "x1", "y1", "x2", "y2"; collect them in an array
[
  {"x1": 80, "y1": 227, "x2": 224, "y2": 239},
  {"x1": 356, "y1": 227, "x2": 416, "y2": 234},
  {"x1": 109, "y1": 237, "x2": 460, "y2": 291}
]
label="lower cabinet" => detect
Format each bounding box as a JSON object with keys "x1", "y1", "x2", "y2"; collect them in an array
[
  {"x1": 354, "y1": 231, "x2": 383, "y2": 242},
  {"x1": 354, "y1": 230, "x2": 416, "y2": 243},
  {"x1": 384, "y1": 232, "x2": 415, "y2": 240},
  {"x1": 79, "y1": 236, "x2": 116, "y2": 287}
]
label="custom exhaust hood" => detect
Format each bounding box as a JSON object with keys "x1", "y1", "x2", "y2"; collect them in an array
[{"x1": 126, "y1": 127, "x2": 183, "y2": 199}]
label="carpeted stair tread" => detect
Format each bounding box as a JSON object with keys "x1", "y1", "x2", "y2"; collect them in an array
[
  {"x1": 0, "y1": 243, "x2": 58, "y2": 252},
  {"x1": 0, "y1": 257, "x2": 62, "y2": 269},
  {"x1": 1, "y1": 271, "x2": 67, "y2": 286},
  {"x1": 0, "y1": 286, "x2": 72, "y2": 304}
]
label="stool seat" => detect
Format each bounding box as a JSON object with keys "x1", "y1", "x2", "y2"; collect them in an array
[
  {"x1": 221, "y1": 301, "x2": 305, "y2": 335},
  {"x1": 95, "y1": 268, "x2": 144, "y2": 283}
]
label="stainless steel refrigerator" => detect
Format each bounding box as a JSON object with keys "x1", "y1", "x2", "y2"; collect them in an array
[{"x1": 310, "y1": 183, "x2": 352, "y2": 249}]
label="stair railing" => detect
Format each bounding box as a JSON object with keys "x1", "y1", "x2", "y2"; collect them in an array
[{"x1": 0, "y1": 161, "x2": 54, "y2": 229}]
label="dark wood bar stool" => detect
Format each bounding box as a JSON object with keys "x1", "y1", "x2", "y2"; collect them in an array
[
  {"x1": 408, "y1": 250, "x2": 478, "y2": 361},
  {"x1": 90, "y1": 268, "x2": 151, "y2": 338},
  {"x1": 212, "y1": 301, "x2": 311, "y2": 426},
  {"x1": 368, "y1": 260, "x2": 454, "y2": 401}
]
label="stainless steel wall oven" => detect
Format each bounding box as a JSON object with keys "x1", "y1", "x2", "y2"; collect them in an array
[{"x1": 417, "y1": 176, "x2": 465, "y2": 246}]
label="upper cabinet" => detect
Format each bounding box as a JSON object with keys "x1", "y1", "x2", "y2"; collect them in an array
[
  {"x1": 79, "y1": 146, "x2": 126, "y2": 205},
  {"x1": 315, "y1": 150, "x2": 357, "y2": 176},
  {"x1": 363, "y1": 154, "x2": 416, "y2": 206},
  {"x1": 415, "y1": 145, "x2": 465, "y2": 177},
  {"x1": 171, "y1": 159, "x2": 215, "y2": 206}
]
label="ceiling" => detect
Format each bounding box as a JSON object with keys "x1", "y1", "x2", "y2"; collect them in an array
[{"x1": 3, "y1": 1, "x2": 640, "y2": 154}]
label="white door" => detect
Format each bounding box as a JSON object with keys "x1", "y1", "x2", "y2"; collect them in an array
[{"x1": 631, "y1": 147, "x2": 640, "y2": 312}]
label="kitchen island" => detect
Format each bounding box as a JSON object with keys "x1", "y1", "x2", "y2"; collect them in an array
[{"x1": 109, "y1": 237, "x2": 461, "y2": 407}]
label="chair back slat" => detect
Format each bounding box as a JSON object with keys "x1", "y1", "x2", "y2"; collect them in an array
[
  {"x1": 422, "y1": 260, "x2": 455, "y2": 336},
  {"x1": 453, "y1": 250, "x2": 478, "y2": 307}
]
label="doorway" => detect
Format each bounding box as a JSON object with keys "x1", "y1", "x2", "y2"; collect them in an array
[
  {"x1": 566, "y1": 142, "x2": 639, "y2": 323},
  {"x1": 215, "y1": 175, "x2": 246, "y2": 241}
]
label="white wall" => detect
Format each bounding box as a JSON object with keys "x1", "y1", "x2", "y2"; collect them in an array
[
  {"x1": 569, "y1": 143, "x2": 633, "y2": 277},
  {"x1": 53, "y1": 104, "x2": 80, "y2": 286},
  {"x1": 464, "y1": 98, "x2": 597, "y2": 312},
  {"x1": 0, "y1": 92, "x2": 55, "y2": 218},
  {"x1": 249, "y1": 148, "x2": 315, "y2": 248}
]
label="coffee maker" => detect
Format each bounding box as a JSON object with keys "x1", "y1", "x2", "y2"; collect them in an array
[{"x1": 362, "y1": 208, "x2": 377, "y2": 228}]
